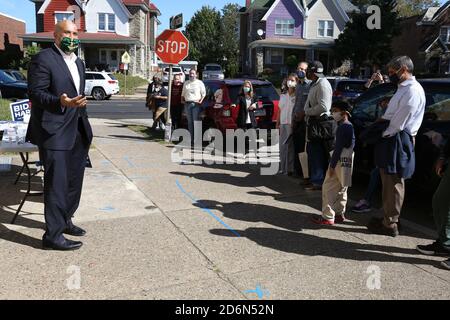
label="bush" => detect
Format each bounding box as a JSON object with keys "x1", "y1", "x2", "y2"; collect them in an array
[{"x1": 0, "y1": 99, "x2": 12, "y2": 121}]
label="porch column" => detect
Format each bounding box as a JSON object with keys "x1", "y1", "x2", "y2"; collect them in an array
[{"x1": 256, "y1": 47, "x2": 264, "y2": 76}]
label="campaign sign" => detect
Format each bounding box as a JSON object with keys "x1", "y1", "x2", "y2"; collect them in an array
[{"x1": 10, "y1": 100, "x2": 30, "y2": 122}]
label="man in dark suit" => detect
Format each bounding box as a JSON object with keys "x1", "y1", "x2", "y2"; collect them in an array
[{"x1": 27, "y1": 20, "x2": 93, "y2": 251}]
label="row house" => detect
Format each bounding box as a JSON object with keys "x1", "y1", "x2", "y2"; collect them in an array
[
  {"x1": 239, "y1": 0, "x2": 359, "y2": 76},
  {"x1": 21, "y1": 0, "x2": 161, "y2": 78},
  {"x1": 0, "y1": 12, "x2": 26, "y2": 68}
]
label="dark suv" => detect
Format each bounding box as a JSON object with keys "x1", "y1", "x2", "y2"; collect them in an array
[
  {"x1": 0, "y1": 69, "x2": 28, "y2": 100},
  {"x1": 351, "y1": 79, "x2": 450, "y2": 193}
]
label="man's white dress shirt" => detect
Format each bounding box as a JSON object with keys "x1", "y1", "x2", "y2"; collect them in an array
[{"x1": 55, "y1": 44, "x2": 81, "y2": 95}]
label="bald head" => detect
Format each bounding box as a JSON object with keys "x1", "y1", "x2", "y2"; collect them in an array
[{"x1": 54, "y1": 20, "x2": 79, "y2": 52}]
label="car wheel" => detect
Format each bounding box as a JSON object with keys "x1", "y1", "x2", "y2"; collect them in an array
[{"x1": 92, "y1": 87, "x2": 106, "y2": 100}]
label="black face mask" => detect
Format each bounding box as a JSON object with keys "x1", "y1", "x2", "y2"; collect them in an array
[{"x1": 389, "y1": 68, "x2": 402, "y2": 85}]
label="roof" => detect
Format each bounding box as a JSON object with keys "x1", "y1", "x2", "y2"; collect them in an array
[
  {"x1": 122, "y1": 0, "x2": 161, "y2": 15},
  {"x1": 20, "y1": 32, "x2": 141, "y2": 45},
  {"x1": 419, "y1": 1, "x2": 450, "y2": 23},
  {"x1": 0, "y1": 12, "x2": 26, "y2": 24},
  {"x1": 246, "y1": 0, "x2": 359, "y2": 13}
]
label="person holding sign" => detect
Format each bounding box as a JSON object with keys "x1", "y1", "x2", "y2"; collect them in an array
[{"x1": 26, "y1": 20, "x2": 93, "y2": 251}]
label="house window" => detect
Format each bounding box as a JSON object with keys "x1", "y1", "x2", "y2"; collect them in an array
[
  {"x1": 275, "y1": 19, "x2": 295, "y2": 36},
  {"x1": 441, "y1": 27, "x2": 450, "y2": 44},
  {"x1": 265, "y1": 48, "x2": 284, "y2": 65},
  {"x1": 318, "y1": 20, "x2": 334, "y2": 37},
  {"x1": 99, "y1": 13, "x2": 115, "y2": 32},
  {"x1": 100, "y1": 50, "x2": 107, "y2": 63},
  {"x1": 55, "y1": 11, "x2": 75, "y2": 24}
]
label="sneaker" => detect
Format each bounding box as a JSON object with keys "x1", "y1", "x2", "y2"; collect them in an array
[
  {"x1": 441, "y1": 259, "x2": 450, "y2": 270},
  {"x1": 312, "y1": 216, "x2": 334, "y2": 225},
  {"x1": 416, "y1": 242, "x2": 450, "y2": 257},
  {"x1": 367, "y1": 217, "x2": 399, "y2": 237},
  {"x1": 352, "y1": 200, "x2": 372, "y2": 213},
  {"x1": 300, "y1": 179, "x2": 311, "y2": 186},
  {"x1": 335, "y1": 215, "x2": 346, "y2": 224}
]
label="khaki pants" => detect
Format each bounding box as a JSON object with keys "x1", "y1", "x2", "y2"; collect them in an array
[
  {"x1": 380, "y1": 169, "x2": 405, "y2": 226},
  {"x1": 322, "y1": 165, "x2": 348, "y2": 220}
]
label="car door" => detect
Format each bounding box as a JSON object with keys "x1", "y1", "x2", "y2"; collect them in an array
[{"x1": 85, "y1": 73, "x2": 94, "y2": 95}]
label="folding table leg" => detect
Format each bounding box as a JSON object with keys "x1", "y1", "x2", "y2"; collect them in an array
[{"x1": 13, "y1": 153, "x2": 28, "y2": 185}]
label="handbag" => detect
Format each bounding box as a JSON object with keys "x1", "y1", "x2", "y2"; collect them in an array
[{"x1": 307, "y1": 114, "x2": 337, "y2": 142}]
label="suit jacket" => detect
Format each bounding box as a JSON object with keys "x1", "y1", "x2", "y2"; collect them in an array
[
  {"x1": 235, "y1": 95, "x2": 258, "y2": 129},
  {"x1": 26, "y1": 45, "x2": 93, "y2": 150}
]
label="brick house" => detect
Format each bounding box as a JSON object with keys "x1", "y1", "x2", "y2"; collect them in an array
[
  {"x1": 0, "y1": 12, "x2": 26, "y2": 68},
  {"x1": 392, "y1": 1, "x2": 450, "y2": 75},
  {"x1": 21, "y1": 0, "x2": 161, "y2": 78},
  {"x1": 239, "y1": 0, "x2": 359, "y2": 76}
]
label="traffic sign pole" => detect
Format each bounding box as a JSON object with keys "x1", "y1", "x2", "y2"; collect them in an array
[{"x1": 164, "y1": 64, "x2": 173, "y2": 142}]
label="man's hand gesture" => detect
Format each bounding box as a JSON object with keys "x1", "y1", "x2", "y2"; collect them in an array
[{"x1": 60, "y1": 94, "x2": 87, "y2": 108}]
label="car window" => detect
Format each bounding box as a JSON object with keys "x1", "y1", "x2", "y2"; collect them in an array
[
  {"x1": 164, "y1": 67, "x2": 182, "y2": 73},
  {"x1": 85, "y1": 73, "x2": 94, "y2": 80},
  {"x1": 337, "y1": 81, "x2": 366, "y2": 92},
  {"x1": 108, "y1": 73, "x2": 117, "y2": 80},
  {"x1": 205, "y1": 83, "x2": 222, "y2": 102},
  {"x1": 94, "y1": 74, "x2": 105, "y2": 80},
  {"x1": 205, "y1": 66, "x2": 222, "y2": 71},
  {"x1": 423, "y1": 84, "x2": 450, "y2": 121},
  {"x1": 12, "y1": 71, "x2": 26, "y2": 81},
  {"x1": 352, "y1": 84, "x2": 396, "y2": 121},
  {"x1": 254, "y1": 84, "x2": 280, "y2": 101},
  {"x1": 0, "y1": 70, "x2": 16, "y2": 83}
]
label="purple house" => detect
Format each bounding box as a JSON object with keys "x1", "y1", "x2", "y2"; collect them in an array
[{"x1": 239, "y1": 0, "x2": 359, "y2": 75}]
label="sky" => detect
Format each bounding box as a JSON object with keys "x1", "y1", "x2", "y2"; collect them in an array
[{"x1": 0, "y1": 0, "x2": 447, "y2": 34}]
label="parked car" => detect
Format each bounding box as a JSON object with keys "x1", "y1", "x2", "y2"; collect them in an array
[
  {"x1": 326, "y1": 76, "x2": 349, "y2": 92},
  {"x1": 0, "y1": 69, "x2": 28, "y2": 100},
  {"x1": 4, "y1": 69, "x2": 27, "y2": 82},
  {"x1": 162, "y1": 66, "x2": 185, "y2": 85},
  {"x1": 193, "y1": 79, "x2": 280, "y2": 134},
  {"x1": 202, "y1": 64, "x2": 225, "y2": 81},
  {"x1": 84, "y1": 71, "x2": 119, "y2": 100},
  {"x1": 351, "y1": 79, "x2": 450, "y2": 194},
  {"x1": 332, "y1": 79, "x2": 368, "y2": 102}
]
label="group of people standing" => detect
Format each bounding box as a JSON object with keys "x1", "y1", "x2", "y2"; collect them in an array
[{"x1": 276, "y1": 57, "x2": 449, "y2": 270}]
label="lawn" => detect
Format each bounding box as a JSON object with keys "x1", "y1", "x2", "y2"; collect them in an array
[
  {"x1": 113, "y1": 73, "x2": 148, "y2": 95},
  {"x1": 0, "y1": 99, "x2": 12, "y2": 121}
]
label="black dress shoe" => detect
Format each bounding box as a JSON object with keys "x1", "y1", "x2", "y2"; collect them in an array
[
  {"x1": 64, "y1": 225, "x2": 86, "y2": 237},
  {"x1": 43, "y1": 238, "x2": 83, "y2": 251},
  {"x1": 367, "y1": 218, "x2": 399, "y2": 237}
]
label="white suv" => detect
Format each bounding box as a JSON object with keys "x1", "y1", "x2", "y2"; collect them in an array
[{"x1": 85, "y1": 71, "x2": 120, "y2": 100}]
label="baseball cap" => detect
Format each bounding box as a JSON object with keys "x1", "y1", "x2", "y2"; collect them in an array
[{"x1": 308, "y1": 61, "x2": 325, "y2": 77}]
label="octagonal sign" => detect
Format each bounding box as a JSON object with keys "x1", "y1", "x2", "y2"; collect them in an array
[{"x1": 155, "y1": 29, "x2": 189, "y2": 65}]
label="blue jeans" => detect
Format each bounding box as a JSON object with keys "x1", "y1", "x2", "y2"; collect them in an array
[
  {"x1": 185, "y1": 102, "x2": 202, "y2": 144},
  {"x1": 307, "y1": 141, "x2": 327, "y2": 186},
  {"x1": 364, "y1": 167, "x2": 381, "y2": 204}
]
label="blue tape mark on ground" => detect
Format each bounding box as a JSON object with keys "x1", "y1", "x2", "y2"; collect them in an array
[
  {"x1": 175, "y1": 180, "x2": 240, "y2": 237},
  {"x1": 99, "y1": 206, "x2": 117, "y2": 212},
  {"x1": 123, "y1": 156, "x2": 135, "y2": 168}
]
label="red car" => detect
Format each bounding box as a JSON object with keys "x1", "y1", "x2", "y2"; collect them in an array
[{"x1": 198, "y1": 79, "x2": 280, "y2": 133}]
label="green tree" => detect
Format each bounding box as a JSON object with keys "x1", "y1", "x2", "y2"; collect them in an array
[
  {"x1": 334, "y1": 0, "x2": 401, "y2": 75},
  {"x1": 220, "y1": 3, "x2": 240, "y2": 78},
  {"x1": 185, "y1": 6, "x2": 222, "y2": 70},
  {"x1": 20, "y1": 45, "x2": 41, "y2": 70}
]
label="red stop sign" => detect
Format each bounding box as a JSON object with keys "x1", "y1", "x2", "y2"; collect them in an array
[{"x1": 155, "y1": 29, "x2": 189, "y2": 65}]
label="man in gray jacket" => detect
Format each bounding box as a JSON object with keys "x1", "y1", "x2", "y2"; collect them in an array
[{"x1": 303, "y1": 61, "x2": 333, "y2": 191}]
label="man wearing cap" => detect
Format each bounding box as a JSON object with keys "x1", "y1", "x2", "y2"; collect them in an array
[
  {"x1": 293, "y1": 61, "x2": 312, "y2": 179},
  {"x1": 303, "y1": 61, "x2": 333, "y2": 191}
]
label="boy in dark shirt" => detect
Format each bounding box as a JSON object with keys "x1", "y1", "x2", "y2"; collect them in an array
[
  {"x1": 417, "y1": 138, "x2": 450, "y2": 270},
  {"x1": 313, "y1": 101, "x2": 355, "y2": 225}
]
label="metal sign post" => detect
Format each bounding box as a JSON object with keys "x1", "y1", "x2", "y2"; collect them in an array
[
  {"x1": 121, "y1": 52, "x2": 131, "y2": 98},
  {"x1": 165, "y1": 64, "x2": 173, "y2": 142}
]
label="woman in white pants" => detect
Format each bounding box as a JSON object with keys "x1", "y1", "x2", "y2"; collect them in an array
[{"x1": 276, "y1": 74, "x2": 298, "y2": 175}]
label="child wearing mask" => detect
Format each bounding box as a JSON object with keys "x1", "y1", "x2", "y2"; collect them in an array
[
  {"x1": 277, "y1": 73, "x2": 298, "y2": 175},
  {"x1": 312, "y1": 101, "x2": 355, "y2": 225}
]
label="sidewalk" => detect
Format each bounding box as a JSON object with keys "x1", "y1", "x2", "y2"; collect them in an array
[{"x1": 0, "y1": 118, "x2": 449, "y2": 299}]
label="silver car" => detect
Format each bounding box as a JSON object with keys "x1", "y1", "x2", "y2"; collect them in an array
[{"x1": 202, "y1": 63, "x2": 224, "y2": 80}]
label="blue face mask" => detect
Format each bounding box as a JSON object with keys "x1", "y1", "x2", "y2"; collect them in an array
[
  {"x1": 243, "y1": 87, "x2": 251, "y2": 94},
  {"x1": 297, "y1": 70, "x2": 306, "y2": 79}
]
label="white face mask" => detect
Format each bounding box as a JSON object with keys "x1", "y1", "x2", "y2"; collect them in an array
[
  {"x1": 332, "y1": 112, "x2": 343, "y2": 122},
  {"x1": 287, "y1": 80, "x2": 297, "y2": 88}
]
